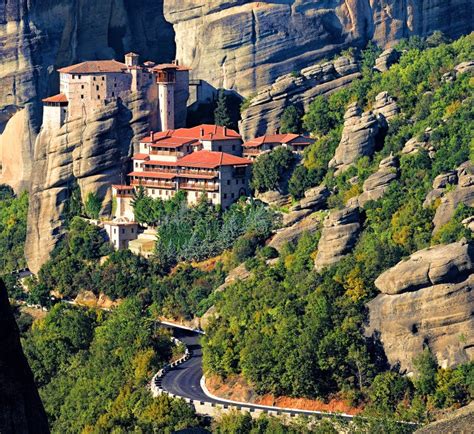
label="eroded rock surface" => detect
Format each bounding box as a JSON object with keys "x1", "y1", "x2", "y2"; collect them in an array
[
  {"x1": 25, "y1": 92, "x2": 153, "y2": 273},
  {"x1": 239, "y1": 56, "x2": 361, "y2": 140},
  {"x1": 367, "y1": 239, "x2": 474, "y2": 372},
  {"x1": 329, "y1": 103, "x2": 381, "y2": 175},
  {"x1": 314, "y1": 206, "x2": 360, "y2": 271},
  {"x1": 164, "y1": 0, "x2": 474, "y2": 96},
  {"x1": 352, "y1": 154, "x2": 399, "y2": 207},
  {"x1": 0, "y1": 0, "x2": 174, "y2": 192},
  {"x1": 424, "y1": 161, "x2": 474, "y2": 233},
  {"x1": 375, "y1": 239, "x2": 474, "y2": 295}
]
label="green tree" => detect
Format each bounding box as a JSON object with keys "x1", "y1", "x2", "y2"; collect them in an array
[
  {"x1": 413, "y1": 348, "x2": 438, "y2": 396},
  {"x1": 84, "y1": 191, "x2": 102, "y2": 219},
  {"x1": 280, "y1": 105, "x2": 301, "y2": 134},
  {"x1": 214, "y1": 89, "x2": 232, "y2": 128}
]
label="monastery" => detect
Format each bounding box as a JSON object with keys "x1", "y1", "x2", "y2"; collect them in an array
[
  {"x1": 242, "y1": 134, "x2": 314, "y2": 159},
  {"x1": 41, "y1": 52, "x2": 190, "y2": 131}
]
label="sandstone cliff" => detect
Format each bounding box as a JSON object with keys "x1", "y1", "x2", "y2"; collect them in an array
[
  {"x1": 25, "y1": 92, "x2": 152, "y2": 273},
  {"x1": 367, "y1": 240, "x2": 474, "y2": 372},
  {"x1": 0, "y1": 0, "x2": 174, "y2": 192},
  {"x1": 164, "y1": 0, "x2": 473, "y2": 96},
  {"x1": 0, "y1": 279, "x2": 50, "y2": 433}
]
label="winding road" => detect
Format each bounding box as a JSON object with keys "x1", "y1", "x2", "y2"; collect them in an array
[{"x1": 159, "y1": 326, "x2": 355, "y2": 419}]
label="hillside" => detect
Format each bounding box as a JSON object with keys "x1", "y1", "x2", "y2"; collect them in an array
[{"x1": 0, "y1": 31, "x2": 473, "y2": 433}]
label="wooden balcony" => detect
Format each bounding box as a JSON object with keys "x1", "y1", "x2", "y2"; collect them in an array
[
  {"x1": 179, "y1": 182, "x2": 219, "y2": 192},
  {"x1": 131, "y1": 179, "x2": 176, "y2": 189}
]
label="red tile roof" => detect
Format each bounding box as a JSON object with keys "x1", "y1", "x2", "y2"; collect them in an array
[
  {"x1": 153, "y1": 63, "x2": 191, "y2": 71},
  {"x1": 178, "y1": 150, "x2": 251, "y2": 169},
  {"x1": 243, "y1": 134, "x2": 313, "y2": 148},
  {"x1": 128, "y1": 171, "x2": 176, "y2": 180},
  {"x1": 42, "y1": 93, "x2": 68, "y2": 103},
  {"x1": 149, "y1": 137, "x2": 198, "y2": 148},
  {"x1": 133, "y1": 153, "x2": 150, "y2": 161},
  {"x1": 58, "y1": 60, "x2": 127, "y2": 74},
  {"x1": 141, "y1": 125, "x2": 241, "y2": 144},
  {"x1": 112, "y1": 184, "x2": 133, "y2": 191}
]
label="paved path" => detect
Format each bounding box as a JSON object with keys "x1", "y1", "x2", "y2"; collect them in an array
[{"x1": 160, "y1": 326, "x2": 355, "y2": 418}]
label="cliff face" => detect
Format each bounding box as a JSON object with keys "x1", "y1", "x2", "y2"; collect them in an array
[
  {"x1": 0, "y1": 0, "x2": 174, "y2": 192},
  {"x1": 25, "y1": 92, "x2": 152, "y2": 273},
  {"x1": 0, "y1": 279, "x2": 50, "y2": 433},
  {"x1": 164, "y1": 0, "x2": 473, "y2": 96},
  {"x1": 366, "y1": 240, "x2": 474, "y2": 372}
]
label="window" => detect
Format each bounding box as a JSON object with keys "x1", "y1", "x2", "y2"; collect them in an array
[
  {"x1": 112, "y1": 92, "x2": 115, "y2": 97},
  {"x1": 97, "y1": 95, "x2": 100, "y2": 100},
  {"x1": 114, "y1": 83, "x2": 117, "y2": 88},
  {"x1": 73, "y1": 75, "x2": 76, "y2": 79},
  {"x1": 213, "y1": 193, "x2": 217, "y2": 199},
  {"x1": 93, "y1": 77, "x2": 96, "y2": 81},
  {"x1": 78, "y1": 75, "x2": 81, "y2": 79},
  {"x1": 223, "y1": 193, "x2": 227, "y2": 199},
  {"x1": 232, "y1": 145, "x2": 236, "y2": 151},
  {"x1": 102, "y1": 77, "x2": 105, "y2": 81},
  {"x1": 81, "y1": 95, "x2": 84, "y2": 99},
  {"x1": 131, "y1": 228, "x2": 134, "y2": 233},
  {"x1": 114, "y1": 228, "x2": 117, "y2": 234},
  {"x1": 218, "y1": 146, "x2": 222, "y2": 151},
  {"x1": 81, "y1": 85, "x2": 84, "y2": 89},
  {"x1": 96, "y1": 85, "x2": 99, "y2": 91},
  {"x1": 122, "y1": 229, "x2": 125, "y2": 234},
  {"x1": 231, "y1": 193, "x2": 235, "y2": 199},
  {"x1": 152, "y1": 189, "x2": 155, "y2": 194},
  {"x1": 227, "y1": 180, "x2": 230, "y2": 185}
]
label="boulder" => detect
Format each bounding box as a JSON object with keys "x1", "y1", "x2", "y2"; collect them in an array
[
  {"x1": 455, "y1": 61, "x2": 474, "y2": 76},
  {"x1": 367, "y1": 274, "x2": 474, "y2": 373},
  {"x1": 374, "y1": 239, "x2": 474, "y2": 295},
  {"x1": 374, "y1": 48, "x2": 400, "y2": 72},
  {"x1": 356, "y1": 155, "x2": 399, "y2": 207},
  {"x1": 372, "y1": 91, "x2": 400, "y2": 122},
  {"x1": 329, "y1": 104, "x2": 380, "y2": 175},
  {"x1": 270, "y1": 212, "x2": 323, "y2": 252},
  {"x1": 428, "y1": 161, "x2": 474, "y2": 233},
  {"x1": 314, "y1": 207, "x2": 360, "y2": 271},
  {"x1": 290, "y1": 185, "x2": 329, "y2": 212},
  {"x1": 255, "y1": 191, "x2": 291, "y2": 208}
]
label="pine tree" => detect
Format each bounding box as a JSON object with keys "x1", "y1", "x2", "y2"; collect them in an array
[{"x1": 214, "y1": 89, "x2": 232, "y2": 128}]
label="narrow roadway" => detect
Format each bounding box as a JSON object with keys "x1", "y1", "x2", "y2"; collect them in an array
[{"x1": 160, "y1": 327, "x2": 354, "y2": 418}]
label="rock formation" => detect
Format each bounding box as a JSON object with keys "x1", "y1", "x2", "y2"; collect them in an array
[
  {"x1": 402, "y1": 128, "x2": 435, "y2": 157},
  {"x1": 367, "y1": 239, "x2": 474, "y2": 372},
  {"x1": 270, "y1": 212, "x2": 324, "y2": 253},
  {"x1": 372, "y1": 92, "x2": 400, "y2": 122},
  {"x1": 374, "y1": 48, "x2": 400, "y2": 73},
  {"x1": 423, "y1": 161, "x2": 474, "y2": 233},
  {"x1": 164, "y1": 0, "x2": 474, "y2": 96},
  {"x1": 239, "y1": 56, "x2": 361, "y2": 140},
  {"x1": 329, "y1": 103, "x2": 381, "y2": 175},
  {"x1": 350, "y1": 154, "x2": 399, "y2": 207},
  {"x1": 314, "y1": 206, "x2": 361, "y2": 271},
  {"x1": 25, "y1": 92, "x2": 153, "y2": 273},
  {"x1": 0, "y1": 279, "x2": 50, "y2": 433},
  {"x1": 0, "y1": 0, "x2": 175, "y2": 192},
  {"x1": 415, "y1": 402, "x2": 474, "y2": 434}
]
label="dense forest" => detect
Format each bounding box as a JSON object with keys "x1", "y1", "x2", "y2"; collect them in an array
[{"x1": 1, "y1": 33, "x2": 473, "y2": 432}]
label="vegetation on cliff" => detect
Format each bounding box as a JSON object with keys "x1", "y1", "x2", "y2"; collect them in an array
[{"x1": 203, "y1": 34, "x2": 474, "y2": 424}]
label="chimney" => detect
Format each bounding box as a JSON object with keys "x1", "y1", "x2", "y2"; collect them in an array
[
  {"x1": 200, "y1": 128, "x2": 204, "y2": 137},
  {"x1": 224, "y1": 126, "x2": 227, "y2": 136}
]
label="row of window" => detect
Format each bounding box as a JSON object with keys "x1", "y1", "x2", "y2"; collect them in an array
[{"x1": 226, "y1": 179, "x2": 245, "y2": 185}]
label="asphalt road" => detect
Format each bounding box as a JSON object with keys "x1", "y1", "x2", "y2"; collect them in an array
[
  {"x1": 161, "y1": 328, "x2": 214, "y2": 403},
  {"x1": 160, "y1": 327, "x2": 355, "y2": 418}
]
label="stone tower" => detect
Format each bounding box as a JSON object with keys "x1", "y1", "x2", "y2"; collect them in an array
[{"x1": 156, "y1": 66, "x2": 176, "y2": 131}]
